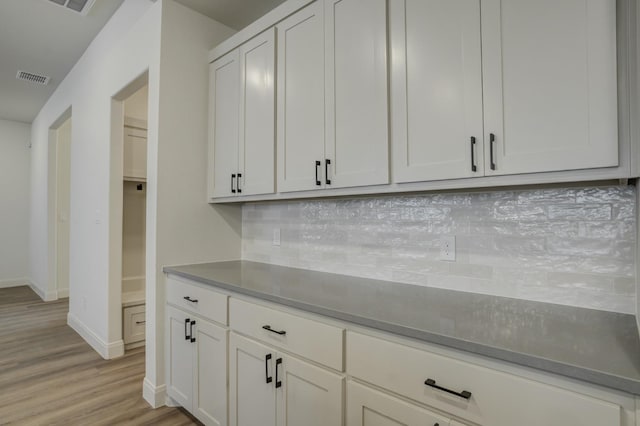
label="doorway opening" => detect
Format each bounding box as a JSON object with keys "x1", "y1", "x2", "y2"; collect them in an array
[
  {"x1": 109, "y1": 71, "x2": 149, "y2": 357},
  {"x1": 48, "y1": 108, "x2": 72, "y2": 300},
  {"x1": 121, "y1": 85, "x2": 148, "y2": 350}
]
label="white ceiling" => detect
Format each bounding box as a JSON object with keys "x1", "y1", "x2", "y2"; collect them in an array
[
  {"x1": 0, "y1": 0, "x2": 286, "y2": 124},
  {"x1": 174, "y1": 0, "x2": 287, "y2": 30},
  {"x1": 0, "y1": 0, "x2": 124, "y2": 123}
]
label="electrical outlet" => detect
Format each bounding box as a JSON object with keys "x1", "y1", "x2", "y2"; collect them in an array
[
  {"x1": 440, "y1": 236, "x2": 456, "y2": 261},
  {"x1": 272, "y1": 228, "x2": 281, "y2": 246}
]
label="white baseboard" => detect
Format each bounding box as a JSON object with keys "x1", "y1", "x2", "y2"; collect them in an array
[
  {"x1": 0, "y1": 278, "x2": 29, "y2": 289},
  {"x1": 28, "y1": 281, "x2": 58, "y2": 301},
  {"x1": 143, "y1": 377, "x2": 167, "y2": 408},
  {"x1": 57, "y1": 288, "x2": 69, "y2": 298},
  {"x1": 67, "y1": 312, "x2": 125, "y2": 359}
]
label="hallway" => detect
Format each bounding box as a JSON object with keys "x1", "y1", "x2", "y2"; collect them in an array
[{"x1": 0, "y1": 286, "x2": 199, "y2": 425}]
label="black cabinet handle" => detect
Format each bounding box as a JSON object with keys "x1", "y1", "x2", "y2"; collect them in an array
[
  {"x1": 265, "y1": 353, "x2": 273, "y2": 384},
  {"x1": 275, "y1": 357, "x2": 282, "y2": 388},
  {"x1": 424, "y1": 378, "x2": 472, "y2": 400},
  {"x1": 325, "y1": 159, "x2": 331, "y2": 185},
  {"x1": 231, "y1": 174, "x2": 236, "y2": 193},
  {"x1": 315, "y1": 161, "x2": 321, "y2": 186},
  {"x1": 262, "y1": 325, "x2": 286, "y2": 335},
  {"x1": 490, "y1": 133, "x2": 496, "y2": 170},
  {"x1": 470, "y1": 136, "x2": 477, "y2": 172},
  {"x1": 135, "y1": 320, "x2": 146, "y2": 325},
  {"x1": 190, "y1": 320, "x2": 196, "y2": 343},
  {"x1": 237, "y1": 173, "x2": 242, "y2": 193},
  {"x1": 183, "y1": 296, "x2": 198, "y2": 303},
  {"x1": 184, "y1": 318, "x2": 191, "y2": 340}
]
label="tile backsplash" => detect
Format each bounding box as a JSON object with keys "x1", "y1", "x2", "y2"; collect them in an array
[{"x1": 242, "y1": 186, "x2": 637, "y2": 313}]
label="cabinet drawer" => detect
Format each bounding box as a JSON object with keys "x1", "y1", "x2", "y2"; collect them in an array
[
  {"x1": 229, "y1": 298, "x2": 344, "y2": 371},
  {"x1": 166, "y1": 276, "x2": 228, "y2": 325},
  {"x1": 123, "y1": 304, "x2": 145, "y2": 344},
  {"x1": 347, "y1": 332, "x2": 621, "y2": 426}
]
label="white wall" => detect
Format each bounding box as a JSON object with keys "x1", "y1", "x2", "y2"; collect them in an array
[
  {"x1": 124, "y1": 85, "x2": 148, "y2": 122},
  {"x1": 29, "y1": 0, "x2": 240, "y2": 408},
  {"x1": 30, "y1": 0, "x2": 161, "y2": 351},
  {"x1": 144, "y1": 0, "x2": 240, "y2": 405},
  {"x1": 0, "y1": 119, "x2": 30, "y2": 288}
]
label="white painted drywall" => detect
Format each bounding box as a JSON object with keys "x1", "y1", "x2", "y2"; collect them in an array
[
  {"x1": 0, "y1": 119, "x2": 30, "y2": 288},
  {"x1": 124, "y1": 85, "x2": 148, "y2": 122},
  {"x1": 29, "y1": 0, "x2": 240, "y2": 406},
  {"x1": 30, "y1": 0, "x2": 161, "y2": 353},
  {"x1": 145, "y1": 0, "x2": 240, "y2": 402}
]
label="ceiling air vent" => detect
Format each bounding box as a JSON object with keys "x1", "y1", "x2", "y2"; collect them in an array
[
  {"x1": 16, "y1": 71, "x2": 51, "y2": 86},
  {"x1": 46, "y1": 0, "x2": 97, "y2": 15}
]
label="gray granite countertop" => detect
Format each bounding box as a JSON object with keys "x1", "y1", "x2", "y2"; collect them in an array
[{"x1": 163, "y1": 260, "x2": 640, "y2": 395}]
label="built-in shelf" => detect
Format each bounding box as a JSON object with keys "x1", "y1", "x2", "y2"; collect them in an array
[
  {"x1": 123, "y1": 176, "x2": 146, "y2": 183},
  {"x1": 122, "y1": 291, "x2": 145, "y2": 307}
]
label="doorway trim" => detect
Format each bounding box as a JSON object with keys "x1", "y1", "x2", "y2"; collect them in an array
[{"x1": 47, "y1": 107, "x2": 72, "y2": 301}]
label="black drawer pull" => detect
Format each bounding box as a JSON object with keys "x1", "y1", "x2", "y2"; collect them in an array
[
  {"x1": 325, "y1": 159, "x2": 331, "y2": 185},
  {"x1": 183, "y1": 296, "x2": 198, "y2": 303},
  {"x1": 489, "y1": 133, "x2": 496, "y2": 170},
  {"x1": 265, "y1": 353, "x2": 273, "y2": 384},
  {"x1": 470, "y1": 136, "x2": 477, "y2": 172},
  {"x1": 184, "y1": 318, "x2": 191, "y2": 340},
  {"x1": 275, "y1": 357, "x2": 282, "y2": 388},
  {"x1": 190, "y1": 320, "x2": 196, "y2": 343},
  {"x1": 315, "y1": 161, "x2": 321, "y2": 186},
  {"x1": 135, "y1": 320, "x2": 146, "y2": 325},
  {"x1": 424, "y1": 378, "x2": 472, "y2": 400},
  {"x1": 262, "y1": 325, "x2": 286, "y2": 335}
]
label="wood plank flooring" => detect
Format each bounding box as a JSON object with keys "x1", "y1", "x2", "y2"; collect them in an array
[{"x1": 0, "y1": 286, "x2": 200, "y2": 425}]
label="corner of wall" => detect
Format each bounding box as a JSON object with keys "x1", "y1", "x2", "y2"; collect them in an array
[
  {"x1": 67, "y1": 312, "x2": 124, "y2": 359},
  {"x1": 142, "y1": 377, "x2": 167, "y2": 408}
]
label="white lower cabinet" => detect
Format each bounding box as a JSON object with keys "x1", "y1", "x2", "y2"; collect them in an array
[
  {"x1": 229, "y1": 332, "x2": 343, "y2": 426},
  {"x1": 166, "y1": 305, "x2": 228, "y2": 426},
  {"x1": 164, "y1": 278, "x2": 636, "y2": 426},
  {"x1": 347, "y1": 331, "x2": 623, "y2": 426},
  {"x1": 347, "y1": 381, "x2": 449, "y2": 426}
]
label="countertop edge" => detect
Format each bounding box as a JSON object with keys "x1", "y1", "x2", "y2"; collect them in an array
[{"x1": 163, "y1": 266, "x2": 640, "y2": 395}]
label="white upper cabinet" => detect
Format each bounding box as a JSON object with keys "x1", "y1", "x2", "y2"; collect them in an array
[
  {"x1": 209, "y1": 29, "x2": 275, "y2": 199},
  {"x1": 390, "y1": 0, "x2": 484, "y2": 182},
  {"x1": 325, "y1": 0, "x2": 389, "y2": 188},
  {"x1": 277, "y1": 0, "x2": 389, "y2": 193},
  {"x1": 209, "y1": 50, "x2": 240, "y2": 199},
  {"x1": 276, "y1": 2, "x2": 326, "y2": 193},
  {"x1": 239, "y1": 29, "x2": 276, "y2": 196},
  {"x1": 123, "y1": 126, "x2": 148, "y2": 180},
  {"x1": 481, "y1": 0, "x2": 618, "y2": 175}
]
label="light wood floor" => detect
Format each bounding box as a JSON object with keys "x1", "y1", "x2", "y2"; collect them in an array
[{"x1": 0, "y1": 286, "x2": 200, "y2": 425}]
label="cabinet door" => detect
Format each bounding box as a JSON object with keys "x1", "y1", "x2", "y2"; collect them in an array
[
  {"x1": 229, "y1": 333, "x2": 277, "y2": 426},
  {"x1": 276, "y1": 1, "x2": 326, "y2": 193},
  {"x1": 123, "y1": 127, "x2": 147, "y2": 180},
  {"x1": 276, "y1": 354, "x2": 343, "y2": 426},
  {"x1": 347, "y1": 381, "x2": 449, "y2": 426},
  {"x1": 166, "y1": 306, "x2": 194, "y2": 410},
  {"x1": 325, "y1": 0, "x2": 389, "y2": 189},
  {"x1": 481, "y1": 0, "x2": 618, "y2": 175},
  {"x1": 193, "y1": 320, "x2": 228, "y2": 426},
  {"x1": 390, "y1": 0, "x2": 484, "y2": 183},
  {"x1": 209, "y1": 49, "x2": 240, "y2": 199},
  {"x1": 239, "y1": 28, "x2": 276, "y2": 196}
]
